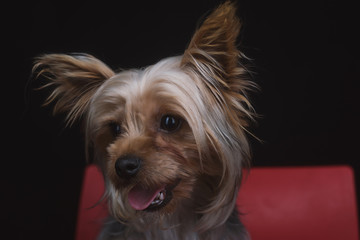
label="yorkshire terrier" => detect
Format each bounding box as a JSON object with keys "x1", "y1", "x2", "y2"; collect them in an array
[{"x1": 33, "y1": 2, "x2": 255, "y2": 239}]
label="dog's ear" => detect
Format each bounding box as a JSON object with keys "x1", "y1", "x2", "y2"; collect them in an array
[
  {"x1": 33, "y1": 54, "x2": 114, "y2": 126},
  {"x1": 181, "y1": 2, "x2": 255, "y2": 232},
  {"x1": 181, "y1": 1, "x2": 251, "y2": 96}
]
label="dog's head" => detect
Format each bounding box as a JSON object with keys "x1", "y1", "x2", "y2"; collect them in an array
[{"x1": 33, "y1": 2, "x2": 255, "y2": 232}]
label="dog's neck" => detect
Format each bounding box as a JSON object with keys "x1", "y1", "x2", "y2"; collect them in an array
[
  {"x1": 99, "y1": 200, "x2": 199, "y2": 239},
  {"x1": 143, "y1": 202, "x2": 200, "y2": 240}
]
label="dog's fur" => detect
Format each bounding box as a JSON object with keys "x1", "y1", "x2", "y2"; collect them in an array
[{"x1": 33, "y1": 2, "x2": 255, "y2": 239}]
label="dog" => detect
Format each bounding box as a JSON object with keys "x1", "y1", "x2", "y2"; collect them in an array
[{"x1": 33, "y1": 1, "x2": 256, "y2": 239}]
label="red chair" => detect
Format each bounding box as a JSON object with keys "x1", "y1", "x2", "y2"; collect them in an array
[
  {"x1": 74, "y1": 165, "x2": 107, "y2": 240},
  {"x1": 237, "y1": 166, "x2": 359, "y2": 240},
  {"x1": 75, "y1": 165, "x2": 359, "y2": 240}
]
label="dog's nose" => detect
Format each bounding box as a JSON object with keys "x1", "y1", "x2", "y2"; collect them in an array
[{"x1": 115, "y1": 155, "x2": 141, "y2": 178}]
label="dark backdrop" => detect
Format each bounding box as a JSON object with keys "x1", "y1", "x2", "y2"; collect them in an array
[{"x1": 4, "y1": 0, "x2": 359, "y2": 239}]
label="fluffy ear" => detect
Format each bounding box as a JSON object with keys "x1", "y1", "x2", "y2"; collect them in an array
[
  {"x1": 33, "y1": 54, "x2": 114, "y2": 126},
  {"x1": 181, "y1": 1, "x2": 255, "y2": 233},
  {"x1": 181, "y1": 1, "x2": 253, "y2": 108}
]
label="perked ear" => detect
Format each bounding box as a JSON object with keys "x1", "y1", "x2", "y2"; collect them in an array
[
  {"x1": 181, "y1": 1, "x2": 252, "y2": 99},
  {"x1": 33, "y1": 54, "x2": 114, "y2": 126},
  {"x1": 181, "y1": 2, "x2": 255, "y2": 233}
]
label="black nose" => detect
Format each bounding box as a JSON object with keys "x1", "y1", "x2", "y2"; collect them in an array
[{"x1": 115, "y1": 155, "x2": 141, "y2": 178}]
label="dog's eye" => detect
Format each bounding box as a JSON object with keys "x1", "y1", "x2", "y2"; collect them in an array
[
  {"x1": 160, "y1": 115, "x2": 182, "y2": 132},
  {"x1": 109, "y1": 122, "x2": 122, "y2": 137}
]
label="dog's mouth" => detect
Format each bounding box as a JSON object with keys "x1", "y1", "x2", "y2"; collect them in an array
[{"x1": 128, "y1": 179, "x2": 180, "y2": 212}]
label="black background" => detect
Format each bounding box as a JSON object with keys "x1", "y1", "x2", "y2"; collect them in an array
[{"x1": 4, "y1": 0, "x2": 359, "y2": 239}]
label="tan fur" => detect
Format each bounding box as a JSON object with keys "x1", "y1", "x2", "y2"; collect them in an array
[
  {"x1": 33, "y1": 53, "x2": 114, "y2": 126},
  {"x1": 33, "y1": 2, "x2": 255, "y2": 239}
]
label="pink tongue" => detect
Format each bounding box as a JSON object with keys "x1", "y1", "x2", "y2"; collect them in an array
[{"x1": 128, "y1": 184, "x2": 165, "y2": 210}]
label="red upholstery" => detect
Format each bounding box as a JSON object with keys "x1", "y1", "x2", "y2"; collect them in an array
[
  {"x1": 75, "y1": 165, "x2": 107, "y2": 240},
  {"x1": 75, "y1": 165, "x2": 359, "y2": 240},
  {"x1": 237, "y1": 166, "x2": 359, "y2": 240}
]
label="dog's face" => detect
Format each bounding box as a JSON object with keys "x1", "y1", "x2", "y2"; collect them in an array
[
  {"x1": 88, "y1": 58, "x2": 206, "y2": 218},
  {"x1": 33, "y1": 2, "x2": 255, "y2": 231}
]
